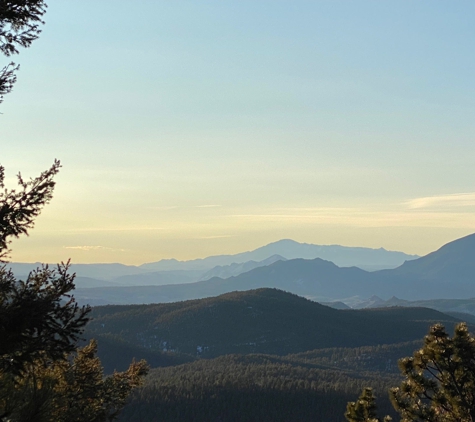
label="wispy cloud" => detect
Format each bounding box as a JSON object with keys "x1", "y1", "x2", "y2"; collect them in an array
[
  {"x1": 194, "y1": 235, "x2": 236, "y2": 239},
  {"x1": 61, "y1": 227, "x2": 166, "y2": 232},
  {"x1": 147, "y1": 205, "x2": 221, "y2": 210},
  {"x1": 194, "y1": 204, "x2": 221, "y2": 208},
  {"x1": 227, "y1": 206, "x2": 475, "y2": 229},
  {"x1": 64, "y1": 245, "x2": 126, "y2": 252},
  {"x1": 406, "y1": 193, "x2": 475, "y2": 210},
  {"x1": 147, "y1": 206, "x2": 179, "y2": 211}
]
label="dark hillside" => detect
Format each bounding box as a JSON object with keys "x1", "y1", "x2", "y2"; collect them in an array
[
  {"x1": 86, "y1": 288, "x2": 457, "y2": 358},
  {"x1": 119, "y1": 348, "x2": 407, "y2": 422},
  {"x1": 81, "y1": 333, "x2": 193, "y2": 374}
]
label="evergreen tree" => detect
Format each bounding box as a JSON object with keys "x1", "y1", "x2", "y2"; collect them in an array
[
  {"x1": 1, "y1": 340, "x2": 148, "y2": 422},
  {"x1": 345, "y1": 387, "x2": 391, "y2": 422},
  {"x1": 347, "y1": 323, "x2": 475, "y2": 422},
  {"x1": 0, "y1": 165, "x2": 149, "y2": 421},
  {"x1": 391, "y1": 323, "x2": 475, "y2": 422},
  {"x1": 0, "y1": 0, "x2": 47, "y2": 103},
  {"x1": 1, "y1": 3, "x2": 149, "y2": 419},
  {"x1": 0, "y1": 161, "x2": 90, "y2": 375}
]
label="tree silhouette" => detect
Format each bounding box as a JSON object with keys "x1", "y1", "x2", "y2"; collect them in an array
[
  {"x1": 391, "y1": 323, "x2": 475, "y2": 422},
  {"x1": 1, "y1": 340, "x2": 148, "y2": 422},
  {"x1": 0, "y1": 161, "x2": 91, "y2": 375},
  {"x1": 347, "y1": 323, "x2": 475, "y2": 422},
  {"x1": 0, "y1": 0, "x2": 47, "y2": 103}
]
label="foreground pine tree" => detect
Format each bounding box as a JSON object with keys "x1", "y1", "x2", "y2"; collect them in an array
[
  {"x1": 345, "y1": 387, "x2": 391, "y2": 422},
  {"x1": 1, "y1": 6, "x2": 149, "y2": 419},
  {"x1": 347, "y1": 323, "x2": 475, "y2": 422},
  {"x1": 0, "y1": 163, "x2": 149, "y2": 421},
  {"x1": 1, "y1": 340, "x2": 148, "y2": 422},
  {"x1": 391, "y1": 323, "x2": 475, "y2": 422}
]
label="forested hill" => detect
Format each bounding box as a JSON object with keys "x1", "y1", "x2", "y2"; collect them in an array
[
  {"x1": 119, "y1": 341, "x2": 424, "y2": 422},
  {"x1": 120, "y1": 353, "x2": 400, "y2": 422},
  {"x1": 86, "y1": 288, "x2": 457, "y2": 358}
]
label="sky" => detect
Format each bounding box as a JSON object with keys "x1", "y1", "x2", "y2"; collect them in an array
[{"x1": 2, "y1": 1, "x2": 475, "y2": 264}]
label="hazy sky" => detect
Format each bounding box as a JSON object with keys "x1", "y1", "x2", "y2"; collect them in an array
[{"x1": 2, "y1": 1, "x2": 475, "y2": 264}]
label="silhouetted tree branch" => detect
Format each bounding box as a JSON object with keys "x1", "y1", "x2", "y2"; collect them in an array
[{"x1": 0, "y1": 0, "x2": 47, "y2": 104}]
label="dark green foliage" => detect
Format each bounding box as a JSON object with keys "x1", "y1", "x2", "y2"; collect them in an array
[
  {"x1": 119, "y1": 341, "x2": 425, "y2": 421},
  {"x1": 345, "y1": 388, "x2": 392, "y2": 422},
  {"x1": 0, "y1": 0, "x2": 46, "y2": 55},
  {"x1": 0, "y1": 61, "x2": 17, "y2": 103},
  {"x1": 0, "y1": 160, "x2": 61, "y2": 260},
  {"x1": 85, "y1": 288, "x2": 458, "y2": 358},
  {"x1": 345, "y1": 388, "x2": 379, "y2": 422},
  {"x1": 83, "y1": 333, "x2": 193, "y2": 374},
  {"x1": 0, "y1": 340, "x2": 149, "y2": 422},
  {"x1": 119, "y1": 352, "x2": 401, "y2": 422},
  {"x1": 0, "y1": 262, "x2": 90, "y2": 375},
  {"x1": 0, "y1": 0, "x2": 47, "y2": 103},
  {"x1": 391, "y1": 323, "x2": 475, "y2": 421},
  {"x1": 289, "y1": 341, "x2": 421, "y2": 374},
  {"x1": 0, "y1": 162, "x2": 148, "y2": 421},
  {"x1": 0, "y1": 162, "x2": 91, "y2": 374}
]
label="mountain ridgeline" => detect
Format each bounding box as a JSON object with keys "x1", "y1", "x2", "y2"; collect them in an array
[
  {"x1": 7, "y1": 239, "x2": 417, "y2": 288},
  {"x1": 73, "y1": 233, "x2": 475, "y2": 306},
  {"x1": 86, "y1": 288, "x2": 458, "y2": 358}
]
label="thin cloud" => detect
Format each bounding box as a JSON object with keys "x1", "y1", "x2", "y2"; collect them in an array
[
  {"x1": 194, "y1": 205, "x2": 222, "y2": 208},
  {"x1": 147, "y1": 206, "x2": 179, "y2": 210},
  {"x1": 227, "y1": 208, "x2": 475, "y2": 229},
  {"x1": 64, "y1": 245, "x2": 126, "y2": 252},
  {"x1": 406, "y1": 193, "x2": 475, "y2": 210},
  {"x1": 61, "y1": 227, "x2": 166, "y2": 232},
  {"x1": 147, "y1": 205, "x2": 221, "y2": 210},
  {"x1": 195, "y1": 235, "x2": 236, "y2": 239}
]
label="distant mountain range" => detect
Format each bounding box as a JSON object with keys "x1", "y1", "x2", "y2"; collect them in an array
[
  {"x1": 139, "y1": 239, "x2": 418, "y2": 272},
  {"x1": 198, "y1": 254, "x2": 287, "y2": 281},
  {"x1": 72, "y1": 233, "x2": 475, "y2": 306},
  {"x1": 7, "y1": 239, "x2": 418, "y2": 288}
]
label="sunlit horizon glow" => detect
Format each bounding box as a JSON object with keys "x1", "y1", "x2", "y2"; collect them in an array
[{"x1": 3, "y1": 1, "x2": 475, "y2": 265}]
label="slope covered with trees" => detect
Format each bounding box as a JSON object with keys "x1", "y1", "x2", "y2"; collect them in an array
[
  {"x1": 86, "y1": 288, "x2": 458, "y2": 359},
  {"x1": 118, "y1": 341, "x2": 425, "y2": 422},
  {"x1": 119, "y1": 353, "x2": 398, "y2": 421}
]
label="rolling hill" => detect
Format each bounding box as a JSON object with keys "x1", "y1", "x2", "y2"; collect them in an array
[{"x1": 85, "y1": 288, "x2": 458, "y2": 357}]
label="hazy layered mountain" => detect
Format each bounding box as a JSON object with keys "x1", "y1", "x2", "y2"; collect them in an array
[
  {"x1": 365, "y1": 232, "x2": 475, "y2": 299},
  {"x1": 199, "y1": 254, "x2": 287, "y2": 281},
  {"x1": 360, "y1": 296, "x2": 475, "y2": 316},
  {"x1": 72, "y1": 233, "x2": 475, "y2": 305},
  {"x1": 380, "y1": 232, "x2": 475, "y2": 282},
  {"x1": 73, "y1": 258, "x2": 371, "y2": 305},
  {"x1": 317, "y1": 301, "x2": 351, "y2": 310},
  {"x1": 73, "y1": 276, "x2": 120, "y2": 288},
  {"x1": 140, "y1": 239, "x2": 418, "y2": 272},
  {"x1": 113, "y1": 270, "x2": 204, "y2": 286},
  {"x1": 6, "y1": 262, "x2": 147, "y2": 281},
  {"x1": 8, "y1": 239, "x2": 417, "y2": 287}
]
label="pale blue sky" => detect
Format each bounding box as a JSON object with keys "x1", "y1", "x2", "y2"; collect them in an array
[{"x1": 2, "y1": 1, "x2": 475, "y2": 263}]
